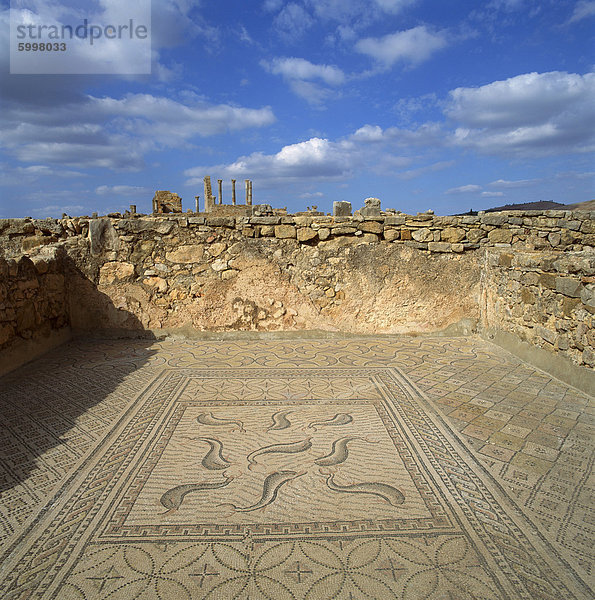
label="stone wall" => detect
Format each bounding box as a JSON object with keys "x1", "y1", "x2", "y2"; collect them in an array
[
  {"x1": 0, "y1": 246, "x2": 70, "y2": 373},
  {"x1": 0, "y1": 209, "x2": 593, "y2": 378},
  {"x1": 482, "y1": 249, "x2": 595, "y2": 368}
]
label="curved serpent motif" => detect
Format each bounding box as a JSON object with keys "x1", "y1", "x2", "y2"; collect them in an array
[
  {"x1": 247, "y1": 438, "x2": 312, "y2": 470},
  {"x1": 307, "y1": 413, "x2": 353, "y2": 431},
  {"x1": 314, "y1": 436, "x2": 377, "y2": 466},
  {"x1": 160, "y1": 477, "x2": 234, "y2": 512},
  {"x1": 267, "y1": 409, "x2": 293, "y2": 431},
  {"x1": 221, "y1": 471, "x2": 304, "y2": 512},
  {"x1": 197, "y1": 437, "x2": 232, "y2": 470},
  {"x1": 324, "y1": 473, "x2": 405, "y2": 506},
  {"x1": 196, "y1": 413, "x2": 245, "y2": 432}
]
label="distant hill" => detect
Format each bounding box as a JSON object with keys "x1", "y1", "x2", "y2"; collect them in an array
[
  {"x1": 455, "y1": 199, "x2": 594, "y2": 216},
  {"x1": 565, "y1": 199, "x2": 595, "y2": 211},
  {"x1": 485, "y1": 201, "x2": 566, "y2": 212}
]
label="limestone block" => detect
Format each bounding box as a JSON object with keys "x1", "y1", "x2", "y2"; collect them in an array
[
  {"x1": 31, "y1": 256, "x2": 52, "y2": 274},
  {"x1": 400, "y1": 229, "x2": 412, "y2": 241},
  {"x1": 360, "y1": 197, "x2": 381, "y2": 217},
  {"x1": 467, "y1": 229, "x2": 485, "y2": 243},
  {"x1": 166, "y1": 245, "x2": 203, "y2": 264},
  {"x1": 275, "y1": 225, "x2": 296, "y2": 239},
  {"x1": 89, "y1": 218, "x2": 120, "y2": 255},
  {"x1": 581, "y1": 284, "x2": 595, "y2": 308},
  {"x1": 211, "y1": 259, "x2": 229, "y2": 272},
  {"x1": 331, "y1": 226, "x2": 356, "y2": 236},
  {"x1": 488, "y1": 229, "x2": 512, "y2": 244},
  {"x1": 412, "y1": 229, "x2": 433, "y2": 243},
  {"x1": 441, "y1": 227, "x2": 466, "y2": 243},
  {"x1": 260, "y1": 226, "x2": 275, "y2": 237},
  {"x1": 99, "y1": 262, "x2": 134, "y2": 285},
  {"x1": 560, "y1": 229, "x2": 580, "y2": 245},
  {"x1": 556, "y1": 276, "x2": 582, "y2": 298},
  {"x1": 427, "y1": 242, "x2": 452, "y2": 253},
  {"x1": 251, "y1": 217, "x2": 281, "y2": 225},
  {"x1": 333, "y1": 201, "x2": 352, "y2": 217},
  {"x1": 297, "y1": 228, "x2": 318, "y2": 242},
  {"x1": 16, "y1": 301, "x2": 36, "y2": 333},
  {"x1": 451, "y1": 243, "x2": 464, "y2": 253},
  {"x1": 384, "y1": 229, "x2": 400, "y2": 242},
  {"x1": 318, "y1": 228, "x2": 331, "y2": 241},
  {"x1": 358, "y1": 221, "x2": 384, "y2": 234},
  {"x1": 480, "y1": 214, "x2": 508, "y2": 226},
  {"x1": 535, "y1": 325, "x2": 556, "y2": 345},
  {"x1": 207, "y1": 242, "x2": 227, "y2": 257},
  {"x1": 385, "y1": 215, "x2": 405, "y2": 226},
  {"x1": 205, "y1": 217, "x2": 235, "y2": 228}
]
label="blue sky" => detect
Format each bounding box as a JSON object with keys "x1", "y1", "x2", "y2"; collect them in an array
[{"x1": 1, "y1": 0, "x2": 594, "y2": 218}]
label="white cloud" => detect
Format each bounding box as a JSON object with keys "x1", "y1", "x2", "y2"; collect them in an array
[
  {"x1": 488, "y1": 178, "x2": 539, "y2": 187},
  {"x1": 96, "y1": 185, "x2": 150, "y2": 196},
  {"x1": 355, "y1": 26, "x2": 448, "y2": 67},
  {"x1": 568, "y1": 1, "x2": 595, "y2": 23},
  {"x1": 299, "y1": 191, "x2": 324, "y2": 198},
  {"x1": 447, "y1": 71, "x2": 595, "y2": 156},
  {"x1": 349, "y1": 123, "x2": 444, "y2": 147},
  {"x1": 264, "y1": 57, "x2": 345, "y2": 85},
  {"x1": 0, "y1": 93, "x2": 275, "y2": 170},
  {"x1": 446, "y1": 184, "x2": 482, "y2": 194},
  {"x1": 273, "y1": 3, "x2": 314, "y2": 40},
  {"x1": 183, "y1": 120, "x2": 450, "y2": 189},
  {"x1": 185, "y1": 137, "x2": 357, "y2": 185},
  {"x1": 262, "y1": 57, "x2": 345, "y2": 105},
  {"x1": 481, "y1": 191, "x2": 504, "y2": 197}
]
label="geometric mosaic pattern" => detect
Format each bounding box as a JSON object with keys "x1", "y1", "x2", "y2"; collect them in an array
[{"x1": 0, "y1": 337, "x2": 592, "y2": 599}]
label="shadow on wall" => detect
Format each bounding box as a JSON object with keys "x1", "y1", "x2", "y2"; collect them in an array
[
  {"x1": 0, "y1": 260, "x2": 157, "y2": 511},
  {"x1": 65, "y1": 252, "x2": 151, "y2": 336}
]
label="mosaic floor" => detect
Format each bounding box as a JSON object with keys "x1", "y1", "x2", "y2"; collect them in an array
[{"x1": 0, "y1": 336, "x2": 592, "y2": 599}]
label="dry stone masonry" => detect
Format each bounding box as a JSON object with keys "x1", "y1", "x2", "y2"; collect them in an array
[{"x1": 0, "y1": 207, "x2": 593, "y2": 385}]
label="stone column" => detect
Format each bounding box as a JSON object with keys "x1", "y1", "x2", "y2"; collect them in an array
[
  {"x1": 129, "y1": 204, "x2": 137, "y2": 214},
  {"x1": 218, "y1": 179, "x2": 223, "y2": 205},
  {"x1": 245, "y1": 179, "x2": 250, "y2": 206},
  {"x1": 204, "y1": 176, "x2": 214, "y2": 212},
  {"x1": 195, "y1": 196, "x2": 200, "y2": 213},
  {"x1": 231, "y1": 179, "x2": 236, "y2": 205}
]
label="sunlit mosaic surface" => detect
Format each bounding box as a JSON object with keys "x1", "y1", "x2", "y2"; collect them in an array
[{"x1": 0, "y1": 336, "x2": 592, "y2": 599}]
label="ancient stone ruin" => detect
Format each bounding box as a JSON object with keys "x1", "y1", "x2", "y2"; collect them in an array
[
  {"x1": 152, "y1": 190, "x2": 183, "y2": 214},
  {"x1": 0, "y1": 200, "x2": 593, "y2": 393}
]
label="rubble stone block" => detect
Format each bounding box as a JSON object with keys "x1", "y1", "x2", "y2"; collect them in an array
[
  {"x1": 556, "y1": 276, "x2": 582, "y2": 298},
  {"x1": 333, "y1": 201, "x2": 352, "y2": 217},
  {"x1": 275, "y1": 225, "x2": 296, "y2": 239},
  {"x1": 488, "y1": 229, "x2": 513, "y2": 244}
]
